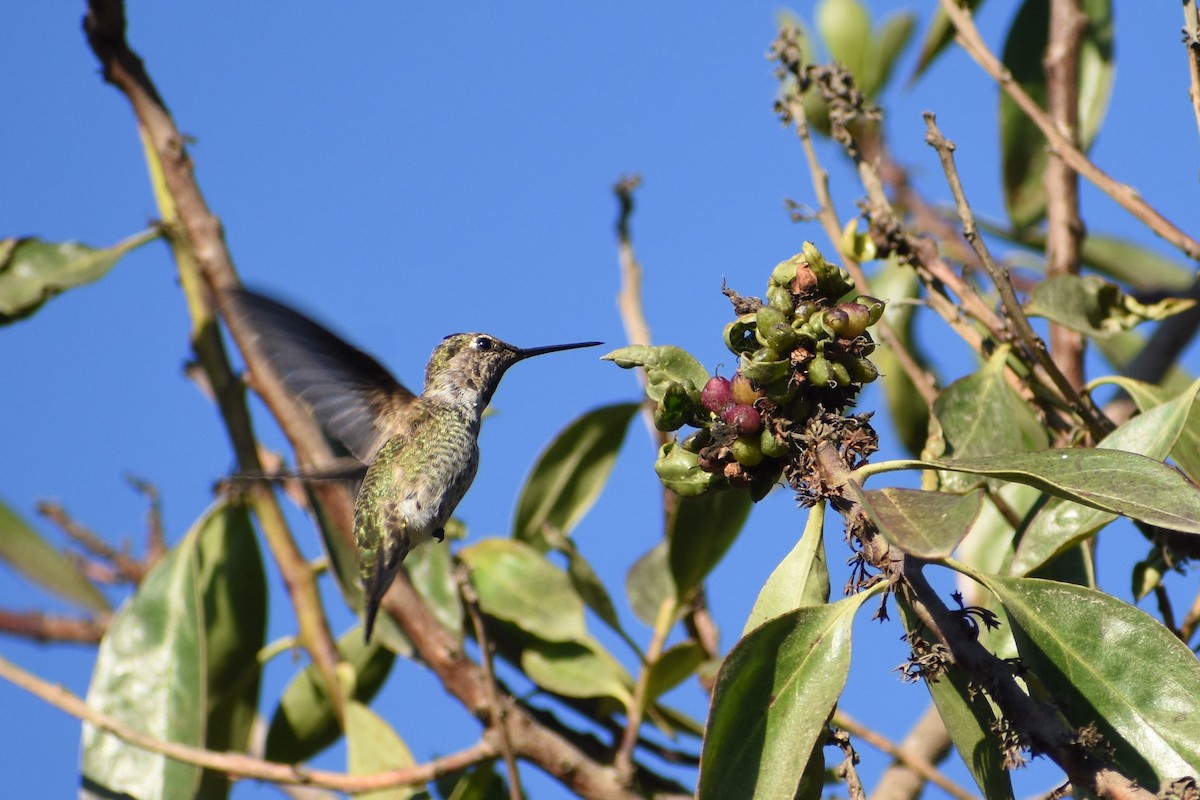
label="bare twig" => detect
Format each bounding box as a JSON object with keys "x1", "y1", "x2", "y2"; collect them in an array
[
  {"x1": 0, "y1": 651, "x2": 497, "y2": 791},
  {"x1": 457, "y1": 567, "x2": 523, "y2": 800},
  {"x1": 832, "y1": 728, "x2": 867, "y2": 800},
  {"x1": 125, "y1": 473, "x2": 166, "y2": 566},
  {"x1": 1179, "y1": 584, "x2": 1200, "y2": 645},
  {"x1": 938, "y1": 0, "x2": 1200, "y2": 262},
  {"x1": 615, "y1": 596, "x2": 676, "y2": 785},
  {"x1": 833, "y1": 708, "x2": 975, "y2": 800},
  {"x1": 1182, "y1": 1, "x2": 1200, "y2": 146},
  {"x1": 37, "y1": 501, "x2": 146, "y2": 583},
  {"x1": 0, "y1": 610, "x2": 108, "y2": 644},
  {"x1": 1043, "y1": 0, "x2": 1088, "y2": 390}
]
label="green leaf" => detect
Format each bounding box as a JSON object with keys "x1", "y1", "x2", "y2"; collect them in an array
[
  {"x1": 514, "y1": 403, "x2": 638, "y2": 549},
  {"x1": 983, "y1": 575, "x2": 1200, "y2": 785},
  {"x1": 264, "y1": 625, "x2": 397, "y2": 763},
  {"x1": 626, "y1": 541, "x2": 673, "y2": 627},
  {"x1": 543, "y1": 528, "x2": 631, "y2": 646},
  {"x1": 698, "y1": 590, "x2": 876, "y2": 799},
  {"x1": 908, "y1": 448, "x2": 1200, "y2": 533},
  {"x1": 1095, "y1": 331, "x2": 1195, "y2": 396},
  {"x1": 644, "y1": 641, "x2": 707, "y2": 702},
  {"x1": 345, "y1": 700, "x2": 419, "y2": 800},
  {"x1": 744, "y1": 502, "x2": 830, "y2": 634},
  {"x1": 405, "y1": 535, "x2": 462, "y2": 641},
  {"x1": 897, "y1": 598, "x2": 1014, "y2": 800},
  {"x1": 865, "y1": 12, "x2": 916, "y2": 98},
  {"x1": 1027, "y1": 274, "x2": 1194, "y2": 338},
  {"x1": 0, "y1": 230, "x2": 158, "y2": 323},
  {"x1": 1098, "y1": 376, "x2": 1200, "y2": 484},
  {"x1": 434, "y1": 765, "x2": 507, "y2": 800},
  {"x1": 911, "y1": 0, "x2": 985, "y2": 82},
  {"x1": 520, "y1": 638, "x2": 634, "y2": 707},
  {"x1": 81, "y1": 508, "x2": 207, "y2": 800},
  {"x1": 460, "y1": 538, "x2": 586, "y2": 643},
  {"x1": 817, "y1": 0, "x2": 872, "y2": 92},
  {"x1": 933, "y1": 346, "x2": 1049, "y2": 479},
  {"x1": 1011, "y1": 380, "x2": 1200, "y2": 575},
  {"x1": 668, "y1": 490, "x2": 752, "y2": 601},
  {"x1": 654, "y1": 440, "x2": 723, "y2": 497},
  {"x1": 853, "y1": 485, "x2": 983, "y2": 560},
  {"x1": 195, "y1": 504, "x2": 266, "y2": 799},
  {"x1": 602, "y1": 345, "x2": 709, "y2": 402},
  {"x1": 872, "y1": 261, "x2": 931, "y2": 456},
  {"x1": 1001, "y1": 0, "x2": 1113, "y2": 228},
  {"x1": 0, "y1": 498, "x2": 109, "y2": 613}
]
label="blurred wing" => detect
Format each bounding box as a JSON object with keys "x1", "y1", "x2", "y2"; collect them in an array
[{"x1": 223, "y1": 287, "x2": 416, "y2": 462}]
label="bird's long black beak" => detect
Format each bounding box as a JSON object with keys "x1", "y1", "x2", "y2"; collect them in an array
[{"x1": 515, "y1": 341, "x2": 603, "y2": 361}]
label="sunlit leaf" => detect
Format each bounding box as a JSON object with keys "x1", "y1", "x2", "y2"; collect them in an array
[
  {"x1": 744, "y1": 502, "x2": 829, "y2": 633},
  {"x1": 520, "y1": 638, "x2": 634, "y2": 707},
  {"x1": 406, "y1": 535, "x2": 462, "y2": 641},
  {"x1": 904, "y1": 449, "x2": 1200, "y2": 534},
  {"x1": 817, "y1": 0, "x2": 872, "y2": 91},
  {"x1": 698, "y1": 590, "x2": 876, "y2": 799},
  {"x1": 264, "y1": 625, "x2": 397, "y2": 763},
  {"x1": 460, "y1": 538, "x2": 586, "y2": 643},
  {"x1": 911, "y1": 0, "x2": 985, "y2": 82},
  {"x1": 0, "y1": 498, "x2": 109, "y2": 613},
  {"x1": 0, "y1": 230, "x2": 158, "y2": 324},
  {"x1": 866, "y1": 12, "x2": 916, "y2": 98},
  {"x1": 644, "y1": 641, "x2": 707, "y2": 703},
  {"x1": 1027, "y1": 274, "x2": 1194, "y2": 338},
  {"x1": 1001, "y1": 0, "x2": 1113, "y2": 228},
  {"x1": 654, "y1": 440, "x2": 724, "y2": 497},
  {"x1": 984, "y1": 575, "x2": 1200, "y2": 785},
  {"x1": 1098, "y1": 376, "x2": 1200, "y2": 483},
  {"x1": 345, "y1": 700, "x2": 419, "y2": 800},
  {"x1": 872, "y1": 262, "x2": 931, "y2": 456},
  {"x1": 668, "y1": 490, "x2": 752, "y2": 601},
  {"x1": 1011, "y1": 380, "x2": 1200, "y2": 575},
  {"x1": 853, "y1": 485, "x2": 983, "y2": 560},
  {"x1": 626, "y1": 541, "x2": 673, "y2": 627},
  {"x1": 602, "y1": 345, "x2": 709, "y2": 402},
  {"x1": 513, "y1": 403, "x2": 639, "y2": 549},
  {"x1": 81, "y1": 509, "x2": 206, "y2": 800}
]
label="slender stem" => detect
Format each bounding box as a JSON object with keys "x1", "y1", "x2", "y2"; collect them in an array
[
  {"x1": 615, "y1": 597, "x2": 678, "y2": 784},
  {"x1": 1178, "y1": 584, "x2": 1200, "y2": 645},
  {"x1": 1182, "y1": 1, "x2": 1200, "y2": 147},
  {"x1": 0, "y1": 610, "x2": 108, "y2": 644},
  {"x1": 833, "y1": 710, "x2": 975, "y2": 800},
  {"x1": 0, "y1": 651, "x2": 497, "y2": 792}
]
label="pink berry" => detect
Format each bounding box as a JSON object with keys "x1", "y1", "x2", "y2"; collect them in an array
[
  {"x1": 701, "y1": 376, "x2": 733, "y2": 413},
  {"x1": 722, "y1": 404, "x2": 762, "y2": 436}
]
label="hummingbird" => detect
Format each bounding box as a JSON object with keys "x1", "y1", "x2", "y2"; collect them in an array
[{"x1": 223, "y1": 288, "x2": 600, "y2": 641}]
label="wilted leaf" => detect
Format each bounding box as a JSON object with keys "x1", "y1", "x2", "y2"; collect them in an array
[
  {"x1": 1012, "y1": 381, "x2": 1200, "y2": 575},
  {"x1": 668, "y1": 490, "x2": 752, "y2": 601},
  {"x1": 1001, "y1": 0, "x2": 1113, "y2": 228},
  {"x1": 1027, "y1": 274, "x2": 1194, "y2": 338},
  {"x1": 853, "y1": 485, "x2": 983, "y2": 560},
  {"x1": 460, "y1": 538, "x2": 586, "y2": 644},
  {"x1": 264, "y1": 625, "x2": 397, "y2": 763},
  {"x1": 0, "y1": 230, "x2": 158, "y2": 323},
  {"x1": 0, "y1": 498, "x2": 109, "y2": 613},
  {"x1": 81, "y1": 509, "x2": 207, "y2": 800},
  {"x1": 744, "y1": 502, "x2": 829, "y2": 633},
  {"x1": 513, "y1": 403, "x2": 638, "y2": 549},
  {"x1": 345, "y1": 701, "x2": 419, "y2": 800},
  {"x1": 602, "y1": 345, "x2": 709, "y2": 402},
  {"x1": 698, "y1": 590, "x2": 877, "y2": 799},
  {"x1": 984, "y1": 576, "x2": 1200, "y2": 786}
]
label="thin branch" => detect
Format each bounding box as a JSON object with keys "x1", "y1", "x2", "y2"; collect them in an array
[
  {"x1": 0, "y1": 651, "x2": 497, "y2": 791},
  {"x1": 832, "y1": 728, "x2": 867, "y2": 800},
  {"x1": 938, "y1": 0, "x2": 1200, "y2": 262},
  {"x1": 37, "y1": 501, "x2": 146, "y2": 583},
  {"x1": 616, "y1": 597, "x2": 676, "y2": 785},
  {"x1": 1182, "y1": 1, "x2": 1200, "y2": 147},
  {"x1": 0, "y1": 609, "x2": 108, "y2": 644},
  {"x1": 1043, "y1": 0, "x2": 1088, "y2": 390},
  {"x1": 125, "y1": 473, "x2": 166, "y2": 566},
  {"x1": 923, "y1": 113, "x2": 1114, "y2": 442},
  {"x1": 833, "y1": 708, "x2": 976, "y2": 800},
  {"x1": 457, "y1": 566, "x2": 523, "y2": 800}
]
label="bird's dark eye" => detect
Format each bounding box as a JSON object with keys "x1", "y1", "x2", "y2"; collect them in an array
[{"x1": 474, "y1": 336, "x2": 493, "y2": 351}]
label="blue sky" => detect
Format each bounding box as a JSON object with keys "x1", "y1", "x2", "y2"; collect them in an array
[{"x1": 3, "y1": 2, "x2": 1198, "y2": 798}]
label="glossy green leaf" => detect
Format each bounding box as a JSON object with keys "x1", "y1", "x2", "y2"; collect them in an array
[
  {"x1": 1099, "y1": 376, "x2": 1200, "y2": 483},
  {"x1": 853, "y1": 485, "x2": 983, "y2": 560},
  {"x1": 0, "y1": 498, "x2": 109, "y2": 613},
  {"x1": 264, "y1": 625, "x2": 397, "y2": 763},
  {"x1": 1012, "y1": 381, "x2": 1200, "y2": 575},
  {"x1": 934, "y1": 346, "x2": 1049, "y2": 467},
  {"x1": 698, "y1": 590, "x2": 875, "y2": 799},
  {"x1": 626, "y1": 541, "x2": 673, "y2": 627},
  {"x1": 513, "y1": 403, "x2": 639, "y2": 549},
  {"x1": 644, "y1": 641, "x2": 707, "y2": 702},
  {"x1": 817, "y1": 0, "x2": 872, "y2": 91},
  {"x1": 0, "y1": 230, "x2": 158, "y2": 323},
  {"x1": 520, "y1": 638, "x2": 634, "y2": 707},
  {"x1": 911, "y1": 0, "x2": 985, "y2": 81},
  {"x1": 345, "y1": 700, "x2": 419, "y2": 800},
  {"x1": 1001, "y1": 0, "x2": 1113, "y2": 228},
  {"x1": 81, "y1": 510, "x2": 206, "y2": 800},
  {"x1": 910, "y1": 449, "x2": 1200, "y2": 533},
  {"x1": 1027, "y1": 274, "x2": 1194, "y2": 338},
  {"x1": 744, "y1": 502, "x2": 829, "y2": 634},
  {"x1": 460, "y1": 538, "x2": 586, "y2": 643},
  {"x1": 984, "y1": 575, "x2": 1200, "y2": 785},
  {"x1": 668, "y1": 489, "x2": 752, "y2": 601},
  {"x1": 195, "y1": 504, "x2": 266, "y2": 799},
  {"x1": 602, "y1": 345, "x2": 709, "y2": 403},
  {"x1": 898, "y1": 599, "x2": 1014, "y2": 800}
]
